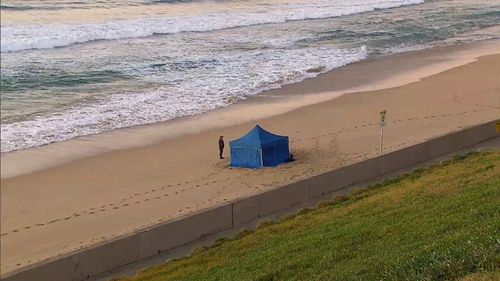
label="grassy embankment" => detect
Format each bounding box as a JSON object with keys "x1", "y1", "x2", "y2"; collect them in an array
[{"x1": 116, "y1": 151, "x2": 500, "y2": 281}]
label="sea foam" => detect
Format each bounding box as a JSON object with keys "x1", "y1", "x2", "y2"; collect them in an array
[
  {"x1": 0, "y1": 47, "x2": 367, "y2": 152},
  {"x1": 1, "y1": 0, "x2": 424, "y2": 52}
]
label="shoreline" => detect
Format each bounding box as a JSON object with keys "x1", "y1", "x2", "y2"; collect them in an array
[
  {"x1": 1, "y1": 41, "x2": 500, "y2": 275},
  {"x1": 2, "y1": 39, "x2": 499, "y2": 179}
]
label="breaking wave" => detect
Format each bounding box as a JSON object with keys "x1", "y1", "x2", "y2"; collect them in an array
[{"x1": 1, "y1": 0, "x2": 424, "y2": 52}]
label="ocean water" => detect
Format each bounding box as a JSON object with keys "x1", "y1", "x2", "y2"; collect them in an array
[{"x1": 1, "y1": 0, "x2": 499, "y2": 152}]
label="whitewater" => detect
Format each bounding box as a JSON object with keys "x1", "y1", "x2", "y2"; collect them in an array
[{"x1": 1, "y1": 0, "x2": 424, "y2": 53}]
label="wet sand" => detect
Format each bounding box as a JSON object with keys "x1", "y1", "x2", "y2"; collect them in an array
[{"x1": 1, "y1": 42, "x2": 499, "y2": 276}]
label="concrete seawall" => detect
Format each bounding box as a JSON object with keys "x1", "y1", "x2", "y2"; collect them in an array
[{"x1": 3, "y1": 120, "x2": 498, "y2": 281}]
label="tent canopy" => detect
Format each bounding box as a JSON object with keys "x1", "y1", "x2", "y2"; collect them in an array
[{"x1": 230, "y1": 125, "x2": 289, "y2": 168}]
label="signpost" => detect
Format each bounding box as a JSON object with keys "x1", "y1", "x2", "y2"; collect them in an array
[{"x1": 379, "y1": 110, "x2": 386, "y2": 154}]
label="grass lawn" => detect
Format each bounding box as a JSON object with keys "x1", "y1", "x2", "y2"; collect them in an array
[
  {"x1": 116, "y1": 151, "x2": 500, "y2": 281},
  {"x1": 459, "y1": 270, "x2": 499, "y2": 281}
]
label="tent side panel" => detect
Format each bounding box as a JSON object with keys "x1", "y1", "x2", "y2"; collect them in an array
[
  {"x1": 230, "y1": 147, "x2": 262, "y2": 168},
  {"x1": 262, "y1": 139, "x2": 289, "y2": 167},
  {"x1": 275, "y1": 139, "x2": 290, "y2": 165},
  {"x1": 261, "y1": 145, "x2": 275, "y2": 167}
]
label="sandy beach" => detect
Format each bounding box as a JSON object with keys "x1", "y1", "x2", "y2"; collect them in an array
[{"x1": 1, "y1": 42, "x2": 499, "y2": 276}]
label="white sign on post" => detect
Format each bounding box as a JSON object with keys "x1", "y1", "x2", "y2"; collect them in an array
[{"x1": 379, "y1": 110, "x2": 386, "y2": 154}]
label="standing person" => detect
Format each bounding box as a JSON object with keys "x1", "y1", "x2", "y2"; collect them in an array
[{"x1": 219, "y1": 136, "x2": 225, "y2": 159}]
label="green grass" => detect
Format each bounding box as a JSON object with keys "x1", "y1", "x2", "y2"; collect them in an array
[
  {"x1": 459, "y1": 270, "x2": 500, "y2": 281},
  {"x1": 116, "y1": 151, "x2": 500, "y2": 281}
]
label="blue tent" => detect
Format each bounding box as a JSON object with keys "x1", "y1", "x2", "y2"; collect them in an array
[{"x1": 230, "y1": 125, "x2": 290, "y2": 168}]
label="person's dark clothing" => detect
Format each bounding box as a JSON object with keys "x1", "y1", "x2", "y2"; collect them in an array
[{"x1": 219, "y1": 139, "x2": 225, "y2": 159}]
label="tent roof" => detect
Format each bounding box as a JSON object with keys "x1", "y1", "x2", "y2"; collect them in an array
[{"x1": 230, "y1": 125, "x2": 288, "y2": 148}]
